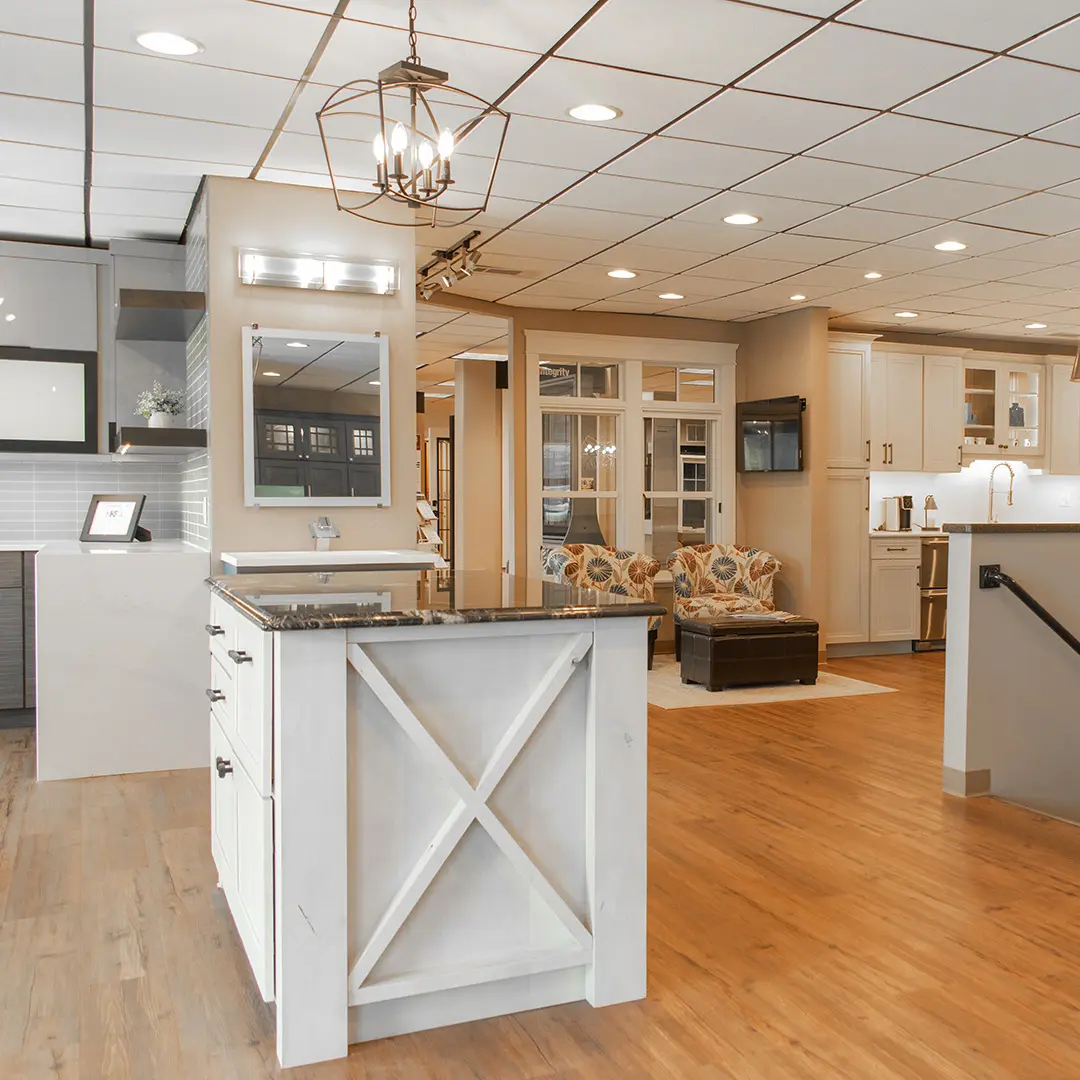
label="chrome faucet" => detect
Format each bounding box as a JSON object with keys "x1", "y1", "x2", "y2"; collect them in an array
[{"x1": 988, "y1": 462, "x2": 1015, "y2": 523}]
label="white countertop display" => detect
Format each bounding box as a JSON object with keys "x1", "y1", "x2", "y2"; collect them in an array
[
  {"x1": 39, "y1": 539, "x2": 207, "y2": 557},
  {"x1": 0, "y1": 541, "x2": 47, "y2": 551},
  {"x1": 220, "y1": 548, "x2": 447, "y2": 573}
]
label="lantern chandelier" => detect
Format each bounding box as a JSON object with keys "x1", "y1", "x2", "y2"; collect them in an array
[{"x1": 316, "y1": 2, "x2": 511, "y2": 228}]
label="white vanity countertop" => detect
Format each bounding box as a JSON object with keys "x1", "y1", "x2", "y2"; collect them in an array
[
  {"x1": 38, "y1": 540, "x2": 209, "y2": 557},
  {"x1": 220, "y1": 548, "x2": 447, "y2": 571},
  {"x1": 0, "y1": 541, "x2": 48, "y2": 551}
]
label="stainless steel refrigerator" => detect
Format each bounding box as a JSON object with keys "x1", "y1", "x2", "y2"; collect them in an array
[{"x1": 917, "y1": 536, "x2": 948, "y2": 651}]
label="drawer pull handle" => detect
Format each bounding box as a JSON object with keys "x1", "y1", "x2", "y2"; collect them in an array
[
  {"x1": 216, "y1": 756, "x2": 233, "y2": 779},
  {"x1": 228, "y1": 649, "x2": 253, "y2": 665},
  {"x1": 206, "y1": 688, "x2": 225, "y2": 702},
  {"x1": 886, "y1": 546, "x2": 907, "y2": 551},
  {"x1": 205, "y1": 624, "x2": 225, "y2": 637}
]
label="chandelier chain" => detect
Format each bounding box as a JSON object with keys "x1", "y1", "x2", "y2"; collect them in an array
[{"x1": 408, "y1": 1, "x2": 419, "y2": 63}]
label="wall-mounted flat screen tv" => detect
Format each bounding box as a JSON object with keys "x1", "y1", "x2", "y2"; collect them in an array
[{"x1": 736, "y1": 395, "x2": 804, "y2": 473}]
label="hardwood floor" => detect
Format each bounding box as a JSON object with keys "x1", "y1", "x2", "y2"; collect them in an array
[{"x1": 3, "y1": 653, "x2": 1080, "y2": 1078}]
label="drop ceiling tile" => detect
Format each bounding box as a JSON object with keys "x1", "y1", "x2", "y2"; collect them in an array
[
  {"x1": 515, "y1": 202, "x2": 659, "y2": 242},
  {"x1": 782, "y1": 264, "x2": 878, "y2": 289},
  {"x1": 668, "y1": 299, "x2": 757, "y2": 320},
  {"x1": 1, "y1": 0, "x2": 81, "y2": 40},
  {"x1": 887, "y1": 272, "x2": 995, "y2": 298},
  {"x1": 0, "y1": 33, "x2": 83, "y2": 102},
  {"x1": 502, "y1": 59, "x2": 712, "y2": 134},
  {"x1": 1048, "y1": 177, "x2": 1080, "y2": 200},
  {"x1": 945, "y1": 281, "x2": 1059, "y2": 303},
  {"x1": 821, "y1": 282, "x2": 940, "y2": 307},
  {"x1": 559, "y1": 173, "x2": 707, "y2": 217},
  {"x1": 0, "y1": 141, "x2": 84, "y2": 185},
  {"x1": 498, "y1": 292, "x2": 586, "y2": 310},
  {"x1": 94, "y1": 109, "x2": 270, "y2": 165},
  {"x1": 961, "y1": 300, "x2": 1073, "y2": 320},
  {"x1": 892, "y1": 221, "x2": 1040, "y2": 256},
  {"x1": 831, "y1": 245, "x2": 952, "y2": 273},
  {"x1": 729, "y1": 285, "x2": 834, "y2": 311},
  {"x1": 1011, "y1": 15, "x2": 1080, "y2": 70},
  {"x1": 968, "y1": 192, "x2": 1080, "y2": 235},
  {"x1": 928, "y1": 255, "x2": 1049, "y2": 280},
  {"x1": 693, "y1": 255, "x2": 813, "y2": 283},
  {"x1": 93, "y1": 154, "x2": 228, "y2": 193},
  {"x1": 609, "y1": 285, "x2": 725, "y2": 305},
  {"x1": 1014, "y1": 289, "x2": 1080, "y2": 308},
  {"x1": 645, "y1": 274, "x2": 751, "y2": 298},
  {"x1": 0, "y1": 177, "x2": 82, "y2": 213},
  {"x1": 256, "y1": 167, "x2": 331, "y2": 191},
  {"x1": 940, "y1": 139, "x2": 1080, "y2": 190},
  {"x1": 255, "y1": 0, "x2": 339, "y2": 11},
  {"x1": 808, "y1": 114, "x2": 1009, "y2": 174},
  {"x1": 1003, "y1": 265, "x2": 1080, "y2": 289},
  {"x1": 973, "y1": 319, "x2": 1080, "y2": 339},
  {"x1": 487, "y1": 158, "x2": 585, "y2": 204},
  {"x1": 558, "y1": 0, "x2": 816, "y2": 84},
  {"x1": 839, "y1": 0, "x2": 1078, "y2": 50},
  {"x1": 584, "y1": 243, "x2": 708, "y2": 275},
  {"x1": 90, "y1": 187, "x2": 195, "y2": 219},
  {"x1": 900, "y1": 59, "x2": 1080, "y2": 136},
  {"x1": 605, "y1": 138, "x2": 785, "y2": 189},
  {"x1": 480, "y1": 230, "x2": 607, "y2": 263},
  {"x1": 282, "y1": 81, "x2": 341, "y2": 138},
  {"x1": 793, "y1": 207, "x2": 941, "y2": 243},
  {"x1": 678, "y1": 191, "x2": 837, "y2": 232},
  {"x1": 0, "y1": 205, "x2": 84, "y2": 241},
  {"x1": 0, "y1": 94, "x2": 84, "y2": 150},
  {"x1": 501, "y1": 115, "x2": 642, "y2": 172},
  {"x1": 666, "y1": 89, "x2": 873, "y2": 154},
  {"x1": 748, "y1": 0, "x2": 850, "y2": 12},
  {"x1": 90, "y1": 214, "x2": 186, "y2": 241},
  {"x1": 95, "y1": 50, "x2": 297, "y2": 129},
  {"x1": 632, "y1": 218, "x2": 760, "y2": 256},
  {"x1": 996, "y1": 233, "x2": 1080, "y2": 263},
  {"x1": 316, "y1": 21, "x2": 531, "y2": 104},
  {"x1": 96, "y1": 0, "x2": 330, "y2": 79},
  {"x1": 738, "y1": 156, "x2": 912, "y2": 204},
  {"x1": 737, "y1": 232, "x2": 871, "y2": 262},
  {"x1": 856, "y1": 176, "x2": 1021, "y2": 218},
  {"x1": 264, "y1": 131, "x2": 336, "y2": 176},
  {"x1": 1035, "y1": 115, "x2": 1080, "y2": 149},
  {"x1": 580, "y1": 299, "x2": 675, "y2": 314},
  {"x1": 739, "y1": 24, "x2": 984, "y2": 109},
  {"x1": 891, "y1": 314, "x2": 1009, "y2": 332}
]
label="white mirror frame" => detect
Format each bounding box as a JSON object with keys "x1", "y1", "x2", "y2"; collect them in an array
[{"x1": 242, "y1": 326, "x2": 392, "y2": 508}]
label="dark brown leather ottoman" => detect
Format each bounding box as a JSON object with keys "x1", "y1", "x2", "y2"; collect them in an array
[{"x1": 679, "y1": 615, "x2": 819, "y2": 691}]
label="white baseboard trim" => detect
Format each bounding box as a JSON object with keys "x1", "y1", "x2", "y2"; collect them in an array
[
  {"x1": 826, "y1": 641, "x2": 912, "y2": 659},
  {"x1": 942, "y1": 766, "x2": 991, "y2": 797}
]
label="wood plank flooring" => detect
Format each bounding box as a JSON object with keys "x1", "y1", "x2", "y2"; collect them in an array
[{"x1": 3, "y1": 653, "x2": 1080, "y2": 1078}]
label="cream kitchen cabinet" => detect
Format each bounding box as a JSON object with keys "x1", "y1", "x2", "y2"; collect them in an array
[
  {"x1": 870, "y1": 353, "x2": 923, "y2": 470},
  {"x1": 1049, "y1": 362, "x2": 1080, "y2": 475},
  {"x1": 825, "y1": 470, "x2": 870, "y2": 644},
  {"x1": 827, "y1": 341, "x2": 872, "y2": 469},
  {"x1": 922, "y1": 355, "x2": 964, "y2": 473},
  {"x1": 870, "y1": 540, "x2": 920, "y2": 643},
  {"x1": 962, "y1": 359, "x2": 1042, "y2": 457}
]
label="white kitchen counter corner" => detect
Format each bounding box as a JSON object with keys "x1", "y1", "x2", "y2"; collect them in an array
[
  {"x1": 220, "y1": 548, "x2": 447, "y2": 573},
  {"x1": 36, "y1": 540, "x2": 211, "y2": 781}
]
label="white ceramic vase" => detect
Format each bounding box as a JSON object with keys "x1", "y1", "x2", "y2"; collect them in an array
[{"x1": 149, "y1": 411, "x2": 180, "y2": 429}]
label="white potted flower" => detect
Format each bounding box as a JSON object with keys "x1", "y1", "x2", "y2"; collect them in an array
[{"x1": 136, "y1": 382, "x2": 186, "y2": 429}]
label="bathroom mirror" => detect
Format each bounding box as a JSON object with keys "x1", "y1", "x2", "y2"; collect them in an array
[{"x1": 242, "y1": 327, "x2": 390, "y2": 507}]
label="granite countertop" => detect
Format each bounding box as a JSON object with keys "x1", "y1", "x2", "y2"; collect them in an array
[
  {"x1": 943, "y1": 522, "x2": 1080, "y2": 534},
  {"x1": 208, "y1": 568, "x2": 667, "y2": 630}
]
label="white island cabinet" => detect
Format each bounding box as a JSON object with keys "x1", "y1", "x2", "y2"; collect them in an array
[{"x1": 205, "y1": 569, "x2": 660, "y2": 1069}]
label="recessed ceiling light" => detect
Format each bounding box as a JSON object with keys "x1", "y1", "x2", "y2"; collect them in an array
[
  {"x1": 4, "y1": 313, "x2": 14, "y2": 322},
  {"x1": 658, "y1": 292, "x2": 684, "y2": 300},
  {"x1": 369, "y1": 379, "x2": 381, "y2": 385},
  {"x1": 934, "y1": 240, "x2": 967, "y2": 252},
  {"x1": 263, "y1": 371, "x2": 281, "y2": 378},
  {"x1": 1025, "y1": 322, "x2": 1047, "y2": 329},
  {"x1": 285, "y1": 341, "x2": 308, "y2": 348},
  {"x1": 894, "y1": 311, "x2": 919, "y2": 319},
  {"x1": 789, "y1": 294, "x2": 807, "y2": 301},
  {"x1": 864, "y1": 271, "x2": 883, "y2": 280},
  {"x1": 568, "y1": 103, "x2": 621, "y2": 122},
  {"x1": 136, "y1": 31, "x2": 203, "y2": 56},
  {"x1": 723, "y1": 213, "x2": 760, "y2": 226},
  {"x1": 0, "y1": 297, "x2": 4, "y2": 304},
  {"x1": 607, "y1": 268, "x2": 636, "y2": 279}
]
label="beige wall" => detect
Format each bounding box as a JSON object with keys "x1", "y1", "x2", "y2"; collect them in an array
[
  {"x1": 454, "y1": 359, "x2": 502, "y2": 571},
  {"x1": 203, "y1": 176, "x2": 416, "y2": 562},
  {"x1": 735, "y1": 307, "x2": 830, "y2": 622}
]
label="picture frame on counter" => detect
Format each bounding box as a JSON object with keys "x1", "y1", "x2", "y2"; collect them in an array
[{"x1": 80, "y1": 493, "x2": 147, "y2": 543}]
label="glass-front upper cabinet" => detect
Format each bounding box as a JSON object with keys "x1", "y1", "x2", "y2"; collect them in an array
[{"x1": 963, "y1": 360, "x2": 1041, "y2": 456}]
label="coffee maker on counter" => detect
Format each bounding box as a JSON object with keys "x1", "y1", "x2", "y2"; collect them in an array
[{"x1": 882, "y1": 494, "x2": 914, "y2": 531}]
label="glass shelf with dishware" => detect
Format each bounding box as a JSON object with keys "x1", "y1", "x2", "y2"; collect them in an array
[{"x1": 962, "y1": 359, "x2": 1042, "y2": 457}]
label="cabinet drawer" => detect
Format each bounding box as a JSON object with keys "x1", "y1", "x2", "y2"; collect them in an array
[
  {"x1": 871, "y1": 539, "x2": 920, "y2": 561},
  {"x1": 210, "y1": 717, "x2": 274, "y2": 1002},
  {"x1": 207, "y1": 593, "x2": 237, "y2": 665},
  {"x1": 0, "y1": 553, "x2": 22, "y2": 589},
  {"x1": 208, "y1": 650, "x2": 234, "y2": 735}
]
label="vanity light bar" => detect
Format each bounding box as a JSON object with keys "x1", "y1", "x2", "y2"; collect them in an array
[{"x1": 238, "y1": 249, "x2": 399, "y2": 295}]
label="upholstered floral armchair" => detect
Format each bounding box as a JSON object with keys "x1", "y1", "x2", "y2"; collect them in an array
[
  {"x1": 541, "y1": 544, "x2": 663, "y2": 668},
  {"x1": 667, "y1": 544, "x2": 782, "y2": 657}
]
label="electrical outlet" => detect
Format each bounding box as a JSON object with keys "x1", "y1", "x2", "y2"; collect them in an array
[
  {"x1": 1060, "y1": 490, "x2": 1072, "y2": 508},
  {"x1": 202, "y1": 496, "x2": 209, "y2": 523}
]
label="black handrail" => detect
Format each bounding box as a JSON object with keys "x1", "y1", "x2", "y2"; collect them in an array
[{"x1": 979, "y1": 564, "x2": 1080, "y2": 657}]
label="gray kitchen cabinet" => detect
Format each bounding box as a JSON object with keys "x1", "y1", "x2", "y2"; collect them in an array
[{"x1": 0, "y1": 551, "x2": 35, "y2": 714}]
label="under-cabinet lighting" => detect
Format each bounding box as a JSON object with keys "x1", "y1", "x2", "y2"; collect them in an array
[{"x1": 238, "y1": 249, "x2": 398, "y2": 295}]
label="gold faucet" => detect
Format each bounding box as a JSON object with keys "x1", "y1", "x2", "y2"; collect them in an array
[{"x1": 988, "y1": 462, "x2": 1015, "y2": 523}]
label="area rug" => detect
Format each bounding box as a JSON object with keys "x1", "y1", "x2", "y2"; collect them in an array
[{"x1": 647, "y1": 655, "x2": 897, "y2": 710}]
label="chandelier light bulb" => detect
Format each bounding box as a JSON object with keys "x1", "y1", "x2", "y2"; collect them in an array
[
  {"x1": 438, "y1": 127, "x2": 455, "y2": 159},
  {"x1": 390, "y1": 123, "x2": 409, "y2": 154},
  {"x1": 418, "y1": 141, "x2": 435, "y2": 170},
  {"x1": 372, "y1": 132, "x2": 386, "y2": 162}
]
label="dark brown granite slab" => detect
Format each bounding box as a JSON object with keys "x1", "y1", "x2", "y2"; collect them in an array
[
  {"x1": 943, "y1": 523, "x2": 1080, "y2": 534},
  {"x1": 207, "y1": 568, "x2": 666, "y2": 631}
]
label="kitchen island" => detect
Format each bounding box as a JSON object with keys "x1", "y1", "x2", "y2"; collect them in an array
[{"x1": 205, "y1": 568, "x2": 662, "y2": 1068}]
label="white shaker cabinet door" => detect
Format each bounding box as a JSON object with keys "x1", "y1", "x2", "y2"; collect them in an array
[
  {"x1": 885, "y1": 355, "x2": 924, "y2": 471},
  {"x1": 825, "y1": 470, "x2": 870, "y2": 644},
  {"x1": 870, "y1": 560, "x2": 920, "y2": 642},
  {"x1": 1050, "y1": 363, "x2": 1080, "y2": 476},
  {"x1": 923, "y1": 355, "x2": 963, "y2": 474},
  {"x1": 827, "y1": 346, "x2": 871, "y2": 469},
  {"x1": 870, "y1": 355, "x2": 890, "y2": 468}
]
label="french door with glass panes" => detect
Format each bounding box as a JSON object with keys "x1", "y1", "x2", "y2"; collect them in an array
[
  {"x1": 541, "y1": 410, "x2": 620, "y2": 549},
  {"x1": 643, "y1": 414, "x2": 721, "y2": 569}
]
